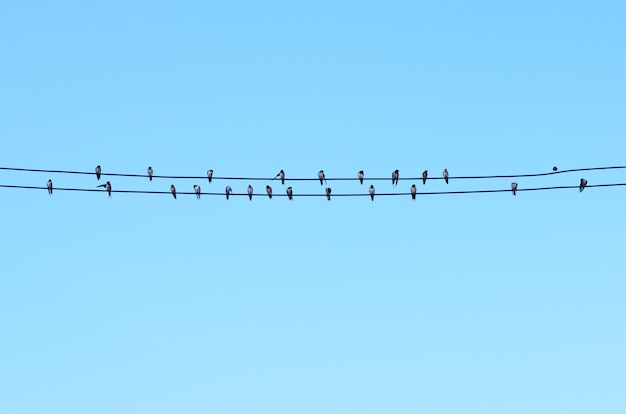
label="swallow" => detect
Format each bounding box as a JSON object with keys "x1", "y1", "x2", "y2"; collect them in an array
[
  {"x1": 286, "y1": 186, "x2": 293, "y2": 200},
  {"x1": 443, "y1": 168, "x2": 448, "y2": 184},
  {"x1": 392, "y1": 169, "x2": 399, "y2": 186},
  {"x1": 266, "y1": 185, "x2": 273, "y2": 199},
  {"x1": 318, "y1": 170, "x2": 326, "y2": 185},
  {"x1": 194, "y1": 184, "x2": 201, "y2": 200},
  {"x1": 422, "y1": 170, "x2": 428, "y2": 185},
  {"x1": 95, "y1": 165, "x2": 101, "y2": 181},
  {"x1": 369, "y1": 185, "x2": 375, "y2": 201},
  {"x1": 358, "y1": 170, "x2": 364, "y2": 185},
  {"x1": 47, "y1": 179, "x2": 53, "y2": 195},
  {"x1": 326, "y1": 187, "x2": 332, "y2": 200},
  {"x1": 207, "y1": 169, "x2": 213, "y2": 183},
  {"x1": 170, "y1": 184, "x2": 176, "y2": 199},
  {"x1": 580, "y1": 178, "x2": 587, "y2": 192},
  {"x1": 274, "y1": 170, "x2": 285, "y2": 185},
  {"x1": 553, "y1": 166, "x2": 558, "y2": 172},
  {"x1": 511, "y1": 182, "x2": 518, "y2": 196},
  {"x1": 147, "y1": 166, "x2": 153, "y2": 181},
  {"x1": 225, "y1": 185, "x2": 232, "y2": 200},
  {"x1": 248, "y1": 185, "x2": 253, "y2": 201},
  {"x1": 97, "y1": 181, "x2": 112, "y2": 197},
  {"x1": 411, "y1": 184, "x2": 416, "y2": 200}
]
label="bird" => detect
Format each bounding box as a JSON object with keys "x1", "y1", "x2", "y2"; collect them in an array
[
  {"x1": 325, "y1": 187, "x2": 332, "y2": 200},
  {"x1": 207, "y1": 169, "x2": 213, "y2": 183},
  {"x1": 248, "y1": 185, "x2": 253, "y2": 201},
  {"x1": 266, "y1": 185, "x2": 273, "y2": 199},
  {"x1": 170, "y1": 185, "x2": 176, "y2": 199},
  {"x1": 553, "y1": 166, "x2": 558, "y2": 172},
  {"x1": 422, "y1": 170, "x2": 428, "y2": 185},
  {"x1": 411, "y1": 184, "x2": 416, "y2": 200},
  {"x1": 147, "y1": 166, "x2": 153, "y2": 181},
  {"x1": 580, "y1": 178, "x2": 587, "y2": 192},
  {"x1": 274, "y1": 170, "x2": 285, "y2": 185},
  {"x1": 225, "y1": 186, "x2": 232, "y2": 200},
  {"x1": 369, "y1": 185, "x2": 375, "y2": 201},
  {"x1": 511, "y1": 182, "x2": 518, "y2": 196},
  {"x1": 318, "y1": 170, "x2": 326, "y2": 185},
  {"x1": 392, "y1": 169, "x2": 399, "y2": 186},
  {"x1": 95, "y1": 165, "x2": 101, "y2": 181},
  {"x1": 443, "y1": 168, "x2": 449, "y2": 184},
  {"x1": 358, "y1": 170, "x2": 364, "y2": 185},
  {"x1": 194, "y1": 184, "x2": 201, "y2": 200},
  {"x1": 97, "y1": 181, "x2": 111, "y2": 197},
  {"x1": 286, "y1": 186, "x2": 293, "y2": 200},
  {"x1": 47, "y1": 179, "x2": 53, "y2": 195}
]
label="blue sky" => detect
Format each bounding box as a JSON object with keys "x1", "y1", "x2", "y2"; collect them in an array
[{"x1": 1, "y1": 1, "x2": 625, "y2": 413}]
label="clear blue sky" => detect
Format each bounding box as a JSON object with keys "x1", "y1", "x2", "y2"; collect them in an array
[{"x1": 1, "y1": 1, "x2": 625, "y2": 413}]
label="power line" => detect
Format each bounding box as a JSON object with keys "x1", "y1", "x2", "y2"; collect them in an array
[
  {"x1": 1, "y1": 183, "x2": 624, "y2": 196},
  {"x1": 1, "y1": 166, "x2": 625, "y2": 181}
]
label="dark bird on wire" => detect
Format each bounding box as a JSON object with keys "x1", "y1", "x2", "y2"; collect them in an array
[
  {"x1": 553, "y1": 166, "x2": 558, "y2": 171},
  {"x1": 274, "y1": 170, "x2": 285, "y2": 185},
  {"x1": 358, "y1": 170, "x2": 364, "y2": 185},
  {"x1": 286, "y1": 186, "x2": 293, "y2": 200},
  {"x1": 225, "y1": 186, "x2": 232, "y2": 200},
  {"x1": 422, "y1": 170, "x2": 428, "y2": 185},
  {"x1": 443, "y1": 168, "x2": 449, "y2": 184},
  {"x1": 318, "y1": 170, "x2": 326, "y2": 185},
  {"x1": 97, "y1": 181, "x2": 111, "y2": 197},
  {"x1": 207, "y1": 169, "x2": 213, "y2": 183},
  {"x1": 580, "y1": 178, "x2": 587, "y2": 192},
  {"x1": 248, "y1": 185, "x2": 253, "y2": 201},
  {"x1": 95, "y1": 165, "x2": 101, "y2": 181},
  {"x1": 511, "y1": 182, "x2": 518, "y2": 196},
  {"x1": 170, "y1": 185, "x2": 176, "y2": 199},
  {"x1": 266, "y1": 185, "x2": 272, "y2": 199},
  {"x1": 369, "y1": 185, "x2": 375, "y2": 201},
  {"x1": 326, "y1": 187, "x2": 332, "y2": 201},
  {"x1": 47, "y1": 179, "x2": 53, "y2": 195},
  {"x1": 392, "y1": 169, "x2": 399, "y2": 186},
  {"x1": 411, "y1": 184, "x2": 416, "y2": 200},
  {"x1": 194, "y1": 184, "x2": 201, "y2": 200},
  {"x1": 147, "y1": 166, "x2": 153, "y2": 181}
]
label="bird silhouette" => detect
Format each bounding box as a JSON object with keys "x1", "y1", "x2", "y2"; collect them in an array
[
  {"x1": 443, "y1": 168, "x2": 448, "y2": 184},
  {"x1": 411, "y1": 184, "x2": 416, "y2": 200},
  {"x1": 47, "y1": 179, "x2": 53, "y2": 195},
  {"x1": 286, "y1": 186, "x2": 293, "y2": 200},
  {"x1": 95, "y1": 165, "x2": 101, "y2": 181},
  {"x1": 147, "y1": 166, "x2": 153, "y2": 181},
  {"x1": 248, "y1": 185, "x2": 253, "y2": 200},
  {"x1": 325, "y1": 187, "x2": 332, "y2": 200},
  {"x1": 422, "y1": 170, "x2": 428, "y2": 185},
  {"x1": 358, "y1": 170, "x2": 364, "y2": 185},
  {"x1": 274, "y1": 170, "x2": 285, "y2": 185},
  {"x1": 318, "y1": 170, "x2": 326, "y2": 185},
  {"x1": 511, "y1": 182, "x2": 518, "y2": 196},
  {"x1": 266, "y1": 185, "x2": 273, "y2": 199},
  {"x1": 225, "y1": 186, "x2": 232, "y2": 200},
  {"x1": 369, "y1": 185, "x2": 375, "y2": 201},
  {"x1": 207, "y1": 169, "x2": 213, "y2": 183},
  {"x1": 580, "y1": 178, "x2": 587, "y2": 192},
  {"x1": 97, "y1": 181, "x2": 112, "y2": 197},
  {"x1": 194, "y1": 184, "x2": 201, "y2": 200},
  {"x1": 170, "y1": 185, "x2": 176, "y2": 199},
  {"x1": 392, "y1": 170, "x2": 399, "y2": 186}
]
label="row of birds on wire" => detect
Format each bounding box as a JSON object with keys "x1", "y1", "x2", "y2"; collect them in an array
[{"x1": 40, "y1": 165, "x2": 590, "y2": 199}]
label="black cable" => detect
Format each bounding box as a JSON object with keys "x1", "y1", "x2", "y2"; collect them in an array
[
  {"x1": 1, "y1": 183, "x2": 624, "y2": 196},
  {"x1": 1, "y1": 166, "x2": 625, "y2": 181}
]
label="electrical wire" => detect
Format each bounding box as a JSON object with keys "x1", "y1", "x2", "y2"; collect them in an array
[
  {"x1": 1, "y1": 165, "x2": 625, "y2": 181},
  {"x1": 1, "y1": 183, "x2": 624, "y2": 196}
]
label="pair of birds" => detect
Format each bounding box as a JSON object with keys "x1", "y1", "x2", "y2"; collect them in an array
[
  {"x1": 509, "y1": 178, "x2": 587, "y2": 195},
  {"x1": 391, "y1": 169, "x2": 448, "y2": 186}
]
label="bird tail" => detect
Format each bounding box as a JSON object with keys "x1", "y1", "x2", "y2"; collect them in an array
[
  {"x1": 445, "y1": 178, "x2": 448, "y2": 184},
  {"x1": 150, "y1": 177, "x2": 152, "y2": 181},
  {"x1": 412, "y1": 194, "x2": 415, "y2": 200}
]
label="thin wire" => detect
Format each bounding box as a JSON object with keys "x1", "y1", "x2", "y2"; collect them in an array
[
  {"x1": 1, "y1": 183, "x2": 624, "y2": 196},
  {"x1": 1, "y1": 166, "x2": 625, "y2": 181}
]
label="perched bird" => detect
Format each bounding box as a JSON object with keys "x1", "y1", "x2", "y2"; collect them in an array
[
  {"x1": 97, "y1": 181, "x2": 112, "y2": 197},
  {"x1": 147, "y1": 166, "x2": 153, "y2": 181},
  {"x1": 443, "y1": 168, "x2": 449, "y2": 184},
  {"x1": 580, "y1": 178, "x2": 587, "y2": 192},
  {"x1": 266, "y1": 185, "x2": 273, "y2": 199},
  {"x1": 553, "y1": 166, "x2": 558, "y2": 172},
  {"x1": 248, "y1": 185, "x2": 253, "y2": 201},
  {"x1": 225, "y1": 186, "x2": 232, "y2": 200},
  {"x1": 511, "y1": 182, "x2": 518, "y2": 196},
  {"x1": 369, "y1": 185, "x2": 375, "y2": 201},
  {"x1": 392, "y1": 169, "x2": 399, "y2": 186},
  {"x1": 318, "y1": 170, "x2": 326, "y2": 185},
  {"x1": 422, "y1": 170, "x2": 428, "y2": 185},
  {"x1": 47, "y1": 179, "x2": 53, "y2": 195},
  {"x1": 286, "y1": 186, "x2": 293, "y2": 200},
  {"x1": 274, "y1": 170, "x2": 285, "y2": 185},
  {"x1": 95, "y1": 165, "x2": 101, "y2": 181},
  {"x1": 325, "y1": 187, "x2": 332, "y2": 201},
  {"x1": 358, "y1": 170, "x2": 364, "y2": 185},
  {"x1": 207, "y1": 169, "x2": 213, "y2": 183},
  {"x1": 194, "y1": 184, "x2": 201, "y2": 200},
  {"x1": 170, "y1": 185, "x2": 176, "y2": 199},
  {"x1": 411, "y1": 184, "x2": 416, "y2": 200}
]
